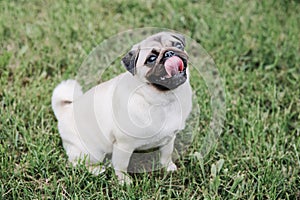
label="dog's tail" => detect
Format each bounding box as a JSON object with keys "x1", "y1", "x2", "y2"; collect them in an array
[{"x1": 51, "y1": 80, "x2": 83, "y2": 120}]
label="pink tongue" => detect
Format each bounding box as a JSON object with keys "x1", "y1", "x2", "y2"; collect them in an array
[{"x1": 164, "y1": 56, "x2": 184, "y2": 77}]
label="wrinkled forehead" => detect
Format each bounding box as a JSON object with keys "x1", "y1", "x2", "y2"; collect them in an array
[
  {"x1": 133, "y1": 33, "x2": 184, "y2": 66},
  {"x1": 137, "y1": 33, "x2": 182, "y2": 50}
]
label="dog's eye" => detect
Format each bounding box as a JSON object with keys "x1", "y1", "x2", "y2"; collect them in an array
[
  {"x1": 175, "y1": 43, "x2": 184, "y2": 50},
  {"x1": 146, "y1": 55, "x2": 157, "y2": 64}
]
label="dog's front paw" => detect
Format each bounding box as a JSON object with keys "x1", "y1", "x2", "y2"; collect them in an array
[
  {"x1": 88, "y1": 165, "x2": 106, "y2": 176},
  {"x1": 166, "y1": 162, "x2": 177, "y2": 172},
  {"x1": 115, "y1": 171, "x2": 132, "y2": 185}
]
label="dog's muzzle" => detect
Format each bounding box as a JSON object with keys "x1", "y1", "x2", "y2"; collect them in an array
[{"x1": 146, "y1": 50, "x2": 188, "y2": 91}]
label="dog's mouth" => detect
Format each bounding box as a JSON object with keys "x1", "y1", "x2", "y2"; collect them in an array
[{"x1": 146, "y1": 55, "x2": 188, "y2": 91}]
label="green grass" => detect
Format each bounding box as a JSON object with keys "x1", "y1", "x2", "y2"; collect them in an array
[{"x1": 1, "y1": 0, "x2": 300, "y2": 199}]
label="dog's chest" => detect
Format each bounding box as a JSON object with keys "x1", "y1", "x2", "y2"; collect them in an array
[{"x1": 127, "y1": 96, "x2": 182, "y2": 149}]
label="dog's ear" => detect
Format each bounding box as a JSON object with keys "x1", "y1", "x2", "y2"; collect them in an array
[
  {"x1": 172, "y1": 33, "x2": 186, "y2": 47},
  {"x1": 121, "y1": 49, "x2": 139, "y2": 75}
]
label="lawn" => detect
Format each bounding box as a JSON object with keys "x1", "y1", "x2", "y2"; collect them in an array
[{"x1": 1, "y1": 0, "x2": 299, "y2": 199}]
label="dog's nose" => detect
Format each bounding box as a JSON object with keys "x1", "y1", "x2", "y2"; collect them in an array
[{"x1": 164, "y1": 51, "x2": 175, "y2": 58}]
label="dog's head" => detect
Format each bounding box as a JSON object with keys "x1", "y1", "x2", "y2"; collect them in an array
[{"x1": 122, "y1": 32, "x2": 188, "y2": 91}]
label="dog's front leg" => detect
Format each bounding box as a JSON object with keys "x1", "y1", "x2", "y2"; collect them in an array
[
  {"x1": 112, "y1": 143, "x2": 133, "y2": 184},
  {"x1": 160, "y1": 135, "x2": 177, "y2": 171}
]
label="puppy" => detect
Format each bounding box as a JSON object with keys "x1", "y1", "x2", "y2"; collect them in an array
[{"x1": 52, "y1": 32, "x2": 192, "y2": 184}]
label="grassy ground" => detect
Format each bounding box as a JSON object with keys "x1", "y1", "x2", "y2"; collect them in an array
[{"x1": 1, "y1": 0, "x2": 299, "y2": 199}]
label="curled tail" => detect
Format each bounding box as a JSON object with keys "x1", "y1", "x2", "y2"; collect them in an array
[{"x1": 51, "y1": 80, "x2": 83, "y2": 120}]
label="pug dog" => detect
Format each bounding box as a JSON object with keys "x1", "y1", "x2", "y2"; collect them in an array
[{"x1": 52, "y1": 32, "x2": 192, "y2": 184}]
